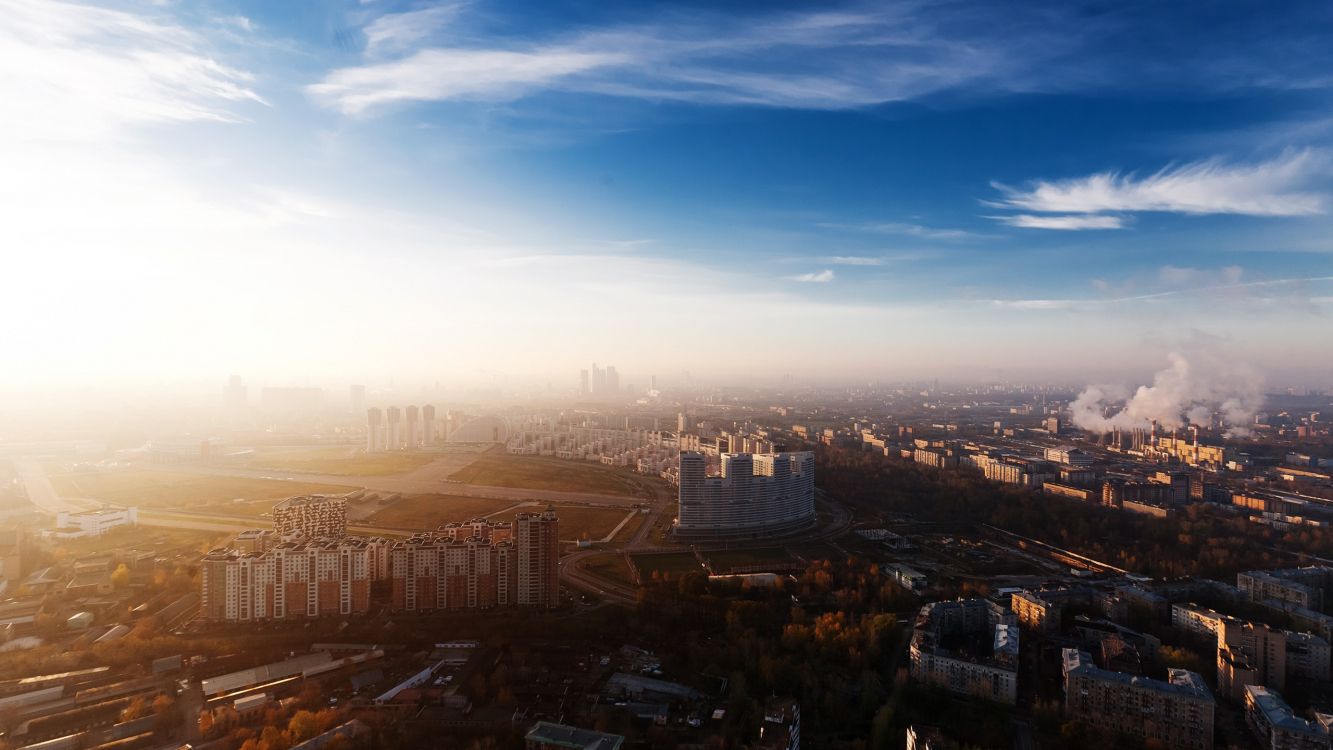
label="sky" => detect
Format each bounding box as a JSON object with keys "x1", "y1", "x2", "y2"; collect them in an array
[{"x1": 3, "y1": 0, "x2": 1333, "y2": 395}]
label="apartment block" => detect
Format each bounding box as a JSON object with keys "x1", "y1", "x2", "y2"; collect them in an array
[{"x1": 1062, "y1": 648, "x2": 1214, "y2": 750}]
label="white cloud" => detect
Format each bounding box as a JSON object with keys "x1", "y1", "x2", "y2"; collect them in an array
[
  {"x1": 790, "y1": 269, "x2": 835, "y2": 283},
  {"x1": 816, "y1": 221, "x2": 977, "y2": 240},
  {"x1": 0, "y1": 0, "x2": 264, "y2": 141},
  {"x1": 992, "y1": 150, "x2": 1329, "y2": 217},
  {"x1": 364, "y1": 4, "x2": 463, "y2": 55},
  {"x1": 993, "y1": 214, "x2": 1126, "y2": 230}
]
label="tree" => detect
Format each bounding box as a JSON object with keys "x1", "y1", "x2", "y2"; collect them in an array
[
  {"x1": 288, "y1": 710, "x2": 320, "y2": 743},
  {"x1": 110, "y1": 563, "x2": 131, "y2": 589}
]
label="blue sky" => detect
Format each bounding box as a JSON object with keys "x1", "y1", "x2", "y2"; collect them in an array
[{"x1": 2, "y1": 0, "x2": 1332, "y2": 389}]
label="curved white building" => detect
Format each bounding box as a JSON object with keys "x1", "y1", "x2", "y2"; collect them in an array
[{"x1": 675, "y1": 451, "x2": 815, "y2": 539}]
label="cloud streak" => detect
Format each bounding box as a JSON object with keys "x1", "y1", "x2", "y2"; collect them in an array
[
  {"x1": 992, "y1": 150, "x2": 1329, "y2": 219},
  {"x1": 790, "y1": 270, "x2": 835, "y2": 283},
  {"x1": 993, "y1": 213, "x2": 1126, "y2": 230}
]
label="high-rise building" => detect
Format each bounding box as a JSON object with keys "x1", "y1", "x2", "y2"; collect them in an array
[
  {"x1": 422, "y1": 404, "x2": 436, "y2": 445},
  {"x1": 387, "y1": 405, "x2": 401, "y2": 449},
  {"x1": 605, "y1": 366, "x2": 619, "y2": 394},
  {"x1": 405, "y1": 405, "x2": 420, "y2": 448},
  {"x1": 592, "y1": 363, "x2": 606, "y2": 394},
  {"x1": 514, "y1": 508, "x2": 560, "y2": 608},
  {"x1": 272, "y1": 495, "x2": 348, "y2": 539},
  {"x1": 201, "y1": 511, "x2": 561, "y2": 622},
  {"x1": 579, "y1": 369, "x2": 589, "y2": 395},
  {"x1": 675, "y1": 452, "x2": 815, "y2": 539},
  {"x1": 366, "y1": 407, "x2": 383, "y2": 452}
]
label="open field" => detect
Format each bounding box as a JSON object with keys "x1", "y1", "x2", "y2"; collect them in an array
[
  {"x1": 49, "y1": 470, "x2": 352, "y2": 510},
  {"x1": 489, "y1": 505, "x2": 634, "y2": 541},
  {"x1": 702, "y1": 547, "x2": 798, "y2": 572},
  {"x1": 364, "y1": 494, "x2": 516, "y2": 529},
  {"x1": 51, "y1": 524, "x2": 230, "y2": 556},
  {"x1": 448, "y1": 454, "x2": 658, "y2": 499},
  {"x1": 240, "y1": 447, "x2": 441, "y2": 477},
  {"x1": 629, "y1": 551, "x2": 705, "y2": 581},
  {"x1": 579, "y1": 555, "x2": 636, "y2": 588}
]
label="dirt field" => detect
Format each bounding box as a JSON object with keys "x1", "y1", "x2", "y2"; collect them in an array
[
  {"x1": 52, "y1": 525, "x2": 229, "y2": 555},
  {"x1": 448, "y1": 454, "x2": 657, "y2": 498},
  {"x1": 630, "y1": 551, "x2": 705, "y2": 580},
  {"x1": 49, "y1": 470, "x2": 352, "y2": 510},
  {"x1": 364, "y1": 494, "x2": 517, "y2": 529},
  {"x1": 702, "y1": 547, "x2": 797, "y2": 571}
]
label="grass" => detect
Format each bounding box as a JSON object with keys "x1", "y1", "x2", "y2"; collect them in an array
[
  {"x1": 52, "y1": 524, "x2": 229, "y2": 556},
  {"x1": 49, "y1": 470, "x2": 352, "y2": 510},
  {"x1": 447, "y1": 454, "x2": 657, "y2": 498},
  {"x1": 702, "y1": 547, "x2": 797, "y2": 572},
  {"x1": 489, "y1": 506, "x2": 634, "y2": 541},
  {"x1": 242, "y1": 447, "x2": 440, "y2": 477},
  {"x1": 630, "y1": 551, "x2": 705, "y2": 580},
  {"x1": 364, "y1": 494, "x2": 517, "y2": 529},
  {"x1": 580, "y1": 555, "x2": 636, "y2": 588}
]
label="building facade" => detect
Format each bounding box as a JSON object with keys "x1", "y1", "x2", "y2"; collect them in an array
[
  {"x1": 675, "y1": 451, "x2": 815, "y2": 539},
  {"x1": 272, "y1": 495, "x2": 348, "y2": 539},
  {"x1": 1062, "y1": 648, "x2": 1214, "y2": 750}
]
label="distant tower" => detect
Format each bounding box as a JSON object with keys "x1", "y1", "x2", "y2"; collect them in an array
[
  {"x1": 387, "y1": 406, "x2": 401, "y2": 449},
  {"x1": 580, "y1": 369, "x2": 589, "y2": 395},
  {"x1": 405, "y1": 405, "x2": 420, "y2": 448},
  {"x1": 349, "y1": 384, "x2": 365, "y2": 416},
  {"x1": 592, "y1": 363, "x2": 605, "y2": 394},
  {"x1": 366, "y1": 407, "x2": 383, "y2": 452},
  {"x1": 422, "y1": 404, "x2": 436, "y2": 445},
  {"x1": 606, "y1": 366, "x2": 619, "y2": 394},
  {"x1": 224, "y1": 375, "x2": 247, "y2": 424},
  {"x1": 650, "y1": 375, "x2": 658, "y2": 392}
]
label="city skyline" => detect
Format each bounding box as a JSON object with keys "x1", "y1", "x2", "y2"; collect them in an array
[{"x1": 4, "y1": 0, "x2": 1333, "y2": 395}]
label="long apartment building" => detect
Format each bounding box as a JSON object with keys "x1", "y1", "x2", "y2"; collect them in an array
[
  {"x1": 910, "y1": 599, "x2": 1020, "y2": 705},
  {"x1": 1062, "y1": 648, "x2": 1214, "y2": 750},
  {"x1": 1244, "y1": 685, "x2": 1332, "y2": 750},
  {"x1": 272, "y1": 495, "x2": 348, "y2": 539},
  {"x1": 675, "y1": 451, "x2": 815, "y2": 539},
  {"x1": 201, "y1": 509, "x2": 559, "y2": 622},
  {"x1": 1240, "y1": 567, "x2": 1333, "y2": 612}
]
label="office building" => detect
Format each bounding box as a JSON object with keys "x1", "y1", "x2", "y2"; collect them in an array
[
  {"x1": 675, "y1": 451, "x2": 815, "y2": 539},
  {"x1": 50, "y1": 507, "x2": 139, "y2": 539},
  {"x1": 272, "y1": 495, "x2": 348, "y2": 540},
  {"x1": 1062, "y1": 648, "x2": 1214, "y2": 750}
]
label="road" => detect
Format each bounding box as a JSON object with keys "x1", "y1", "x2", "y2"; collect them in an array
[{"x1": 14, "y1": 458, "x2": 98, "y2": 513}]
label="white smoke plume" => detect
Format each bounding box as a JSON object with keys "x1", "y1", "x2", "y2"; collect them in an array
[{"x1": 1070, "y1": 348, "x2": 1264, "y2": 437}]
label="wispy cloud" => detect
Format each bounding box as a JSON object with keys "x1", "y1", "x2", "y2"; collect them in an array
[
  {"x1": 824, "y1": 256, "x2": 885, "y2": 266},
  {"x1": 364, "y1": 4, "x2": 464, "y2": 55},
  {"x1": 0, "y1": 0, "x2": 264, "y2": 142},
  {"x1": 989, "y1": 274, "x2": 1333, "y2": 311},
  {"x1": 309, "y1": 5, "x2": 1071, "y2": 114},
  {"x1": 991, "y1": 150, "x2": 1330, "y2": 219},
  {"x1": 816, "y1": 221, "x2": 978, "y2": 240},
  {"x1": 790, "y1": 269, "x2": 835, "y2": 283},
  {"x1": 993, "y1": 214, "x2": 1126, "y2": 230}
]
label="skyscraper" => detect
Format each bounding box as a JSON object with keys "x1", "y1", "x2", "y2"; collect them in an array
[
  {"x1": 349, "y1": 384, "x2": 365, "y2": 416},
  {"x1": 387, "y1": 406, "x2": 401, "y2": 449},
  {"x1": 366, "y1": 407, "x2": 383, "y2": 452},
  {"x1": 605, "y1": 366, "x2": 619, "y2": 394},
  {"x1": 422, "y1": 404, "x2": 436, "y2": 445},
  {"x1": 513, "y1": 508, "x2": 560, "y2": 608},
  {"x1": 405, "y1": 405, "x2": 420, "y2": 448}
]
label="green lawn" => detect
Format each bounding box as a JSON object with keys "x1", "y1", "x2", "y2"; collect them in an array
[
  {"x1": 52, "y1": 525, "x2": 229, "y2": 555},
  {"x1": 448, "y1": 454, "x2": 657, "y2": 498},
  {"x1": 630, "y1": 552, "x2": 705, "y2": 581},
  {"x1": 702, "y1": 547, "x2": 797, "y2": 572}
]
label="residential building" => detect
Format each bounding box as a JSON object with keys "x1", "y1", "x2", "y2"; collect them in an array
[
  {"x1": 675, "y1": 452, "x2": 815, "y2": 539},
  {"x1": 272, "y1": 495, "x2": 348, "y2": 539},
  {"x1": 1062, "y1": 648, "x2": 1214, "y2": 750},
  {"x1": 910, "y1": 599, "x2": 1019, "y2": 705},
  {"x1": 1243, "y1": 685, "x2": 1331, "y2": 750}
]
